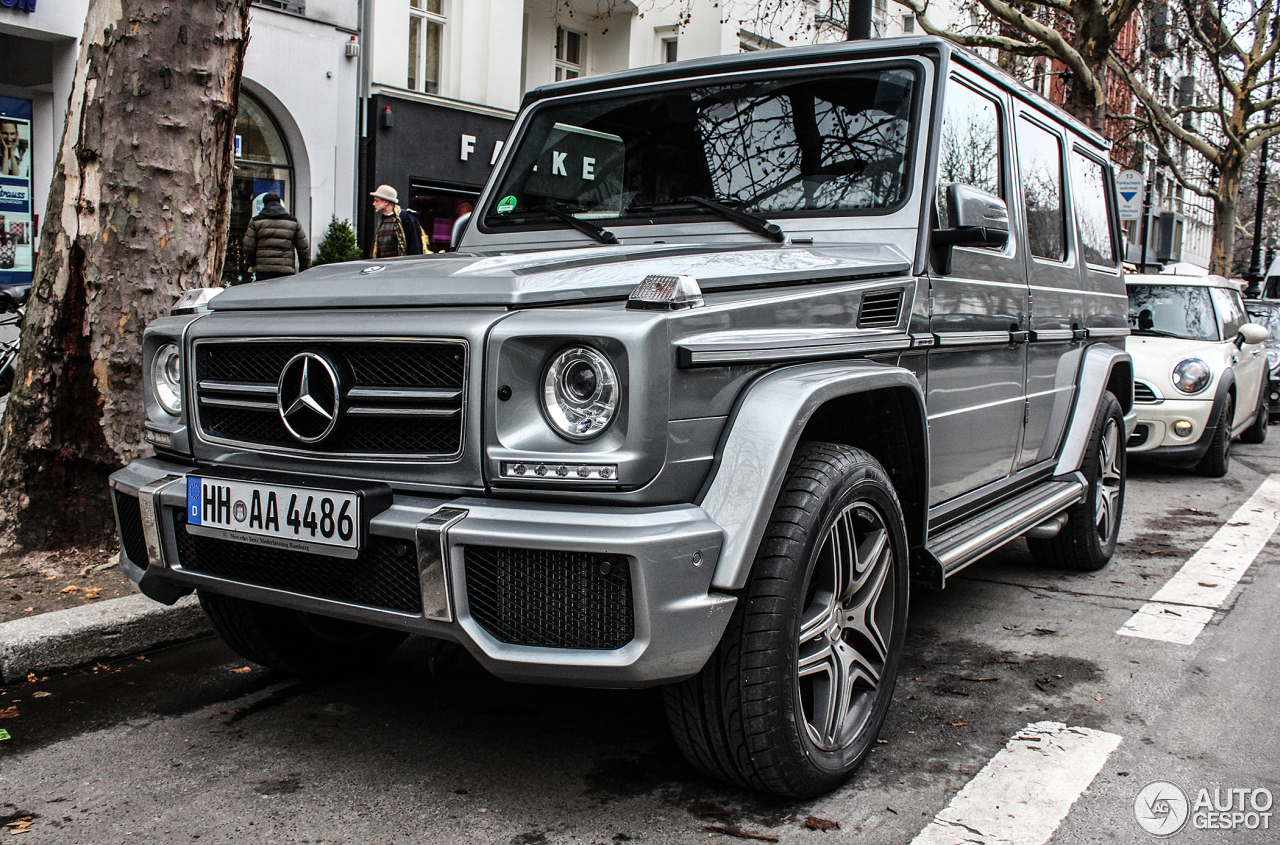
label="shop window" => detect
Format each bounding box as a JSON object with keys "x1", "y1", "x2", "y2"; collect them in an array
[
  {"x1": 409, "y1": 0, "x2": 444, "y2": 94},
  {"x1": 555, "y1": 27, "x2": 585, "y2": 81},
  {"x1": 226, "y1": 93, "x2": 295, "y2": 284},
  {"x1": 253, "y1": 0, "x2": 306, "y2": 14},
  {"x1": 409, "y1": 185, "x2": 476, "y2": 252}
]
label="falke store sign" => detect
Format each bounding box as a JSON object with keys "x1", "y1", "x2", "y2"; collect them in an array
[{"x1": 0, "y1": 0, "x2": 39, "y2": 13}]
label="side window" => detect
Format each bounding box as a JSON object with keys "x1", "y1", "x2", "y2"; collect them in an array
[
  {"x1": 1071, "y1": 150, "x2": 1117, "y2": 266},
  {"x1": 937, "y1": 80, "x2": 1002, "y2": 228},
  {"x1": 1210, "y1": 287, "x2": 1245, "y2": 339},
  {"x1": 1016, "y1": 117, "x2": 1065, "y2": 262}
]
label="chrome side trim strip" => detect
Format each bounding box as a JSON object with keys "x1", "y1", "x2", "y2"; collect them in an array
[
  {"x1": 139, "y1": 477, "x2": 184, "y2": 568},
  {"x1": 1030, "y1": 329, "x2": 1074, "y2": 342},
  {"x1": 1086, "y1": 327, "x2": 1130, "y2": 339},
  {"x1": 679, "y1": 334, "x2": 910, "y2": 366},
  {"x1": 416, "y1": 507, "x2": 469, "y2": 622},
  {"x1": 932, "y1": 330, "x2": 1013, "y2": 347}
]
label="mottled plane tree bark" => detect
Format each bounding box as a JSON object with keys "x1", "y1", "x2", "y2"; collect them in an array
[{"x1": 0, "y1": 0, "x2": 251, "y2": 549}]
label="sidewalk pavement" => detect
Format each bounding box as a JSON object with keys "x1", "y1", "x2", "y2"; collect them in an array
[{"x1": 0, "y1": 592, "x2": 212, "y2": 683}]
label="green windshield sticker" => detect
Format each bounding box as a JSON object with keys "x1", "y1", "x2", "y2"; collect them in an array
[{"x1": 497, "y1": 196, "x2": 517, "y2": 214}]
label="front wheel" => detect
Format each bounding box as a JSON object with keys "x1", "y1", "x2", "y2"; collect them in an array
[
  {"x1": 1195, "y1": 396, "x2": 1233, "y2": 477},
  {"x1": 1028, "y1": 391, "x2": 1125, "y2": 572},
  {"x1": 1240, "y1": 383, "x2": 1269, "y2": 444},
  {"x1": 664, "y1": 443, "x2": 909, "y2": 798}
]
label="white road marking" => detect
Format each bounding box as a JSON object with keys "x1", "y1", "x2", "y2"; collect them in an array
[
  {"x1": 910, "y1": 721, "x2": 1121, "y2": 845},
  {"x1": 1118, "y1": 474, "x2": 1280, "y2": 644}
]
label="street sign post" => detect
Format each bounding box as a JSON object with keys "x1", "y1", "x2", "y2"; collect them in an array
[{"x1": 1117, "y1": 170, "x2": 1144, "y2": 222}]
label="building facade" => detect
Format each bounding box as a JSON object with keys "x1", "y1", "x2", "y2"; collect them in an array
[{"x1": 0, "y1": 0, "x2": 361, "y2": 285}]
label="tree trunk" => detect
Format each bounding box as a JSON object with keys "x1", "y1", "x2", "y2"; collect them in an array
[
  {"x1": 0, "y1": 0, "x2": 250, "y2": 551},
  {"x1": 1209, "y1": 167, "x2": 1242, "y2": 276}
]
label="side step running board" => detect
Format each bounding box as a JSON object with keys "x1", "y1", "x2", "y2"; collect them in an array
[{"x1": 927, "y1": 474, "x2": 1086, "y2": 580}]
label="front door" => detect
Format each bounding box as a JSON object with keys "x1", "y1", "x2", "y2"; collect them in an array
[{"x1": 926, "y1": 75, "x2": 1028, "y2": 506}]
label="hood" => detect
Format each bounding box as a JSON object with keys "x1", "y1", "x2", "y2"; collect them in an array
[
  {"x1": 1127, "y1": 335, "x2": 1234, "y2": 389},
  {"x1": 210, "y1": 242, "x2": 912, "y2": 311}
]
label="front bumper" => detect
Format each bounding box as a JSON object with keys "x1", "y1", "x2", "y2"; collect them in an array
[
  {"x1": 110, "y1": 458, "x2": 734, "y2": 688},
  {"x1": 1127, "y1": 396, "x2": 1216, "y2": 459}
]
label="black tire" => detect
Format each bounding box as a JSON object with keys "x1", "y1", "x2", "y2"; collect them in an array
[
  {"x1": 198, "y1": 591, "x2": 408, "y2": 677},
  {"x1": 663, "y1": 443, "x2": 909, "y2": 798},
  {"x1": 1195, "y1": 396, "x2": 1234, "y2": 477},
  {"x1": 1027, "y1": 391, "x2": 1125, "y2": 572},
  {"x1": 1241, "y1": 384, "x2": 1268, "y2": 444}
]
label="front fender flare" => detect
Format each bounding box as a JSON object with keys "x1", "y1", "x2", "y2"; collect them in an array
[
  {"x1": 1054, "y1": 344, "x2": 1133, "y2": 477},
  {"x1": 699, "y1": 360, "x2": 927, "y2": 591}
]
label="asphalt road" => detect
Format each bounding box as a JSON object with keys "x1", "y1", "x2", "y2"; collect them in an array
[{"x1": 3, "y1": 435, "x2": 1280, "y2": 844}]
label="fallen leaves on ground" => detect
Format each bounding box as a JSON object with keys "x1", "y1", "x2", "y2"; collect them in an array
[
  {"x1": 703, "y1": 825, "x2": 779, "y2": 842},
  {"x1": 0, "y1": 706, "x2": 18, "y2": 719},
  {"x1": 230, "y1": 666, "x2": 252, "y2": 674},
  {"x1": 802, "y1": 816, "x2": 840, "y2": 831},
  {"x1": 4, "y1": 817, "x2": 33, "y2": 835}
]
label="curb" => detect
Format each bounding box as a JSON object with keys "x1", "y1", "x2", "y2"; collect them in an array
[{"x1": 0, "y1": 593, "x2": 212, "y2": 683}]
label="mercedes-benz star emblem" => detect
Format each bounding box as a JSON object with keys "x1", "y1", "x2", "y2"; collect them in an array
[{"x1": 277, "y1": 352, "x2": 342, "y2": 444}]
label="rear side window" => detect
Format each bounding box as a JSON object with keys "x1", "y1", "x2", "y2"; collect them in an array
[
  {"x1": 1016, "y1": 117, "x2": 1065, "y2": 261},
  {"x1": 937, "y1": 80, "x2": 1002, "y2": 228},
  {"x1": 1071, "y1": 151, "x2": 1116, "y2": 266}
]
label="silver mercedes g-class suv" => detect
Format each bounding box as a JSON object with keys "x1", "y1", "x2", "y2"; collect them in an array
[{"x1": 110, "y1": 36, "x2": 1132, "y2": 798}]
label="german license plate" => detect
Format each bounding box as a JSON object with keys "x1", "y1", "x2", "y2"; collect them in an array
[{"x1": 185, "y1": 476, "x2": 361, "y2": 559}]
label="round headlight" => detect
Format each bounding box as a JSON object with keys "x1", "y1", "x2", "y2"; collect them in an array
[
  {"x1": 542, "y1": 346, "x2": 618, "y2": 440},
  {"x1": 1171, "y1": 358, "x2": 1212, "y2": 395},
  {"x1": 1267, "y1": 349, "x2": 1280, "y2": 371},
  {"x1": 151, "y1": 343, "x2": 183, "y2": 415}
]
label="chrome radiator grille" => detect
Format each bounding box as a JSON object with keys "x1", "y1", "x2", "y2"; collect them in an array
[{"x1": 194, "y1": 340, "x2": 466, "y2": 457}]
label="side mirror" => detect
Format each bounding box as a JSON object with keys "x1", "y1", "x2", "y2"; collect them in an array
[
  {"x1": 450, "y1": 212, "x2": 472, "y2": 251},
  {"x1": 1237, "y1": 322, "x2": 1269, "y2": 347},
  {"x1": 931, "y1": 183, "x2": 1010, "y2": 275}
]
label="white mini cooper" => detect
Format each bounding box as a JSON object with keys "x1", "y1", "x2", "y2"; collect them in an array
[{"x1": 1125, "y1": 274, "x2": 1270, "y2": 476}]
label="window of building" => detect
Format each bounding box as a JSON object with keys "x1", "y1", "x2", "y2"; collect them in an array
[
  {"x1": 902, "y1": 14, "x2": 915, "y2": 33},
  {"x1": 253, "y1": 0, "x2": 305, "y2": 14},
  {"x1": 409, "y1": 184, "x2": 476, "y2": 252},
  {"x1": 555, "y1": 27, "x2": 585, "y2": 81},
  {"x1": 664, "y1": 38, "x2": 679, "y2": 63},
  {"x1": 409, "y1": 0, "x2": 444, "y2": 93},
  {"x1": 1016, "y1": 116, "x2": 1066, "y2": 262},
  {"x1": 226, "y1": 92, "x2": 295, "y2": 284}
]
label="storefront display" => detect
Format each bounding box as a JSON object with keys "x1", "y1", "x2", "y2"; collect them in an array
[{"x1": 0, "y1": 97, "x2": 34, "y2": 286}]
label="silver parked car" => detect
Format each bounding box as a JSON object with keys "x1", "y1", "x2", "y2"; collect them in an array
[{"x1": 111, "y1": 37, "x2": 1132, "y2": 798}]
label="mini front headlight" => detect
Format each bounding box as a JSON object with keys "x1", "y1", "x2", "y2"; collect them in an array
[
  {"x1": 542, "y1": 346, "x2": 618, "y2": 440},
  {"x1": 1171, "y1": 357, "x2": 1212, "y2": 395},
  {"x1": 1268, "y1": 348, "x2": 1280, "y2": 372},
  {"x1": 151, "y1": 343, "x2": 183, "y2": 415}
]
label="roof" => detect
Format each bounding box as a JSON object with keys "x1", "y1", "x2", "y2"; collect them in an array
[
  {"x1": 520, "y1": 35, "x2": 1107, "y2": 149},
  {"x1": 1124, "y1": 274, "x2": 1235, "y2": 289}
]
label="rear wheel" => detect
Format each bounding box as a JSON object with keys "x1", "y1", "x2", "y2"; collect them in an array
[
  {"x1": 1027, "y1": 391, "x2": 1124, "y2": 572},
  {"x1": 664, "y1": 443, "x2": 908, "y2": 798},
  {"x1": 199, "y1": 591, "x2": 408, "y2": 677},
  {"x1": 1195, "y1": 396, "x2": 1233, "y2": 477}
]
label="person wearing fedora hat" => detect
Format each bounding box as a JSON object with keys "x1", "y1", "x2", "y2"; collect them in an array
[{"x1": 369, "y1": 184, "x2": 425, "y2": 259}]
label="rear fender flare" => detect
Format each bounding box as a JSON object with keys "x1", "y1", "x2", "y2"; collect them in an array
[
  {"x1": 699, "y1": 360, "x2": 927, "y2": 591},
  {"x1": 1054, "y1": 344, "x2": 1133, "y2": 477}
]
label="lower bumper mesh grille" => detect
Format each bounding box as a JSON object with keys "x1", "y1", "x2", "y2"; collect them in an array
[
  {"x1": 114, "y1": 491, "x2": 148, "y2": 568},
  {"x1": 171, "y1": 513, "x2": 422, "y2": 613},
  {"x1": 1127, "y1": 423, "x2": 1150, "y2": 448},
  {"x1": 463, "y1": 545, "x2": 634, "y2": 650}
]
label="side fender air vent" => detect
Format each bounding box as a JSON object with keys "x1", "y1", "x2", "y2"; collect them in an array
[{"x1": 857, "y1": 290, "x2": 904, "y2": 329}]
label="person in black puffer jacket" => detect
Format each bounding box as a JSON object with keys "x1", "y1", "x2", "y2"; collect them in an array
[{"x1": 242, "y1": 193, "x2": 310, "y2": 281}]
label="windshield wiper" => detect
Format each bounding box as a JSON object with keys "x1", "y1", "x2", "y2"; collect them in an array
[
  {"x1": 533, "y1": 205, "x2": 618, "y2": 245},
  {"x1": 681, "y1": 196, "x2": 786, "y2": 243},
  {"x1": 1131, "y1": 328, "x2": 1180, "y2": 338}
]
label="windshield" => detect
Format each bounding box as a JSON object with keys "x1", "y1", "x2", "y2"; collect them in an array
[
  {"x1": 1246, "y1": 305, "x2": 1280, "y2": 338},
  {"x1": 483, "y1": 67, "x2": 917, "y2": 230},
  {"x1": 1127, "y1": 285, "x2": 1220, "y2": 341}
]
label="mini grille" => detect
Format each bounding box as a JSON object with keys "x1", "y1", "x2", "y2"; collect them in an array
[
  {"x1": 464, "y1": 546, "x2": 634, "y2": 650},
  {"x1": 857, "y1": 290, "x2": 904, "y2": 329},
  {"x1": 172, "y1": 512, "x2": 422, "y2": 613},
  {"x1": 195, "y1": 341, "x2": 465, "y2": 457},
  {"x1": 114, "y1": 491, "x2": 148, "y2": 568},
  {"x1": 1127, "y1": 424, "x2": 1151, "y2": 448},
  {"x1": 1134, "y1": 381, "x2": 1160, "y2": 403}
]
